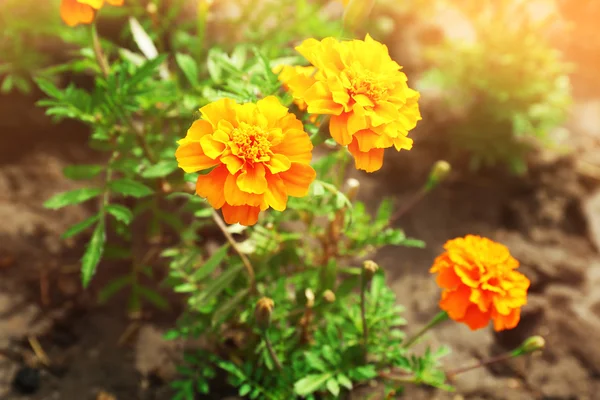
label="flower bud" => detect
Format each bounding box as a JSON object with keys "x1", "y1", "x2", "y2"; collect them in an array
[
  {"x1": 426, "y1": 160, "x2": 451, "y2": 190},
  {"x1": 146, "y1": 3, "x2": 158, "y2": 14},
  {"x1": 514, "y1": 336, "x2": 545, "y2": 356},
  {"x1": 363, "y1": 260, "x2": 379, "y2": 280},
  {"x1": 345, "y1": 178, "x2": 360, "y2": 202},
  {"x1": 323, "y1": 290, "x2": 336, "y2": 303},
  {"x1": 255, "y1": 297, "x2": 274, "y2": 330},
  {"x1": 305, "y1": 289, "x2": 315, "y2": 308}
]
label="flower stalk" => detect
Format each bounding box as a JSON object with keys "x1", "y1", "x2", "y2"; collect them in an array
[
  {"x1": 212, "y1": 210, "x2": 256, "y2": 292},
  {"x1": 446, "y1": 336, "x2": 545, "y2": 380},
  {"x1": 402, "y1": 311, "x2": 449, "y2": 349}
]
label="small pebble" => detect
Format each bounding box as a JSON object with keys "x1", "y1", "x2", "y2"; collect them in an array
[{"x1": 12, "y1": 366, "x2": 41, "y2": 394}]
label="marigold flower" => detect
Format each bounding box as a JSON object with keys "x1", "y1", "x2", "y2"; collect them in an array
[
  {"x1": 287, "y1": 34, "x2": 421, "y2": 172},
  {"x1": 60, "y1": 0, "x2": 124, "y2": 27},
  {"x1": 430, "y1": 235, "x2": 530, "y2": 331},
  {"x1": 176, "y1": 96, "x2": 316, "y2": 226},
  {"x1": 274, "y1": 65, "x2": 320, "y2": 126}
]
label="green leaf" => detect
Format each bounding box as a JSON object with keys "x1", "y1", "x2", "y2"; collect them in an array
[
  {"x1": 294, "y1": 373, "x2": 332, "y2": 397},
  {"x1": 81, "y1": 222, "x2": 105, "y2": 287},
  {"x1": 62, "y1": 214, "x2": 100, "y2": 239},
  {"x1": 326, "y1": 378, "x2": 340, "y2": 397},
  {"x1": 136, "y1": 285, "x2": 170, "y2": 310},
  {"x1": 174, "y1": 283, "x2": 197, "y2": 293},
  {"x1": 337, "y1": 374, "x2": 353, "y2": 390},
  {"x1": 129, "y1": 16, "x2": 158, "y2": 60},
  {"x1": 97, "y1": 275, "x2": 132, "y2": 303},
  {"x1": 140, "y1": 160, "x2": 179, "y2": 178},
  {"x1": 211, "y1": 288, "x2": 249, "y2": 327},
  {"x1": 375, "y1": 198, "x2": 394, "y2": 227},
  {"x1": 175, "y1": 53, "x2": 199, "y2": 87},
  {"x1": 106, "y1": 204, "x2": 134, "y2": 225},
  {"x1": 63, "y1": 164, "x2": 104, "y2": 180},
  {"x1": 193, "y1": 244, "x2": 230, "y2": 281},
  {"x1": 109, "y1": 178, "x2": 153, "y2": 198},
  {"x1": 304, "y1": 352, "x2": 327, "y2": 372},
  {"x1": 44, "y1": 188, "x2": 102, "y2": 209},
  {"x1": 35, "y1": 77, "x2": 63, "y2": 99},
  {"x1": 239, "y1": 384, "x2": 252, "y2": 397},
  {"x1": 190, "y1": 263, "x2": 244, "y2": 308}
]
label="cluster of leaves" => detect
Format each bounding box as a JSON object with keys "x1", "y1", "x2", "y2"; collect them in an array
[
  {"x1": 34, "y1": 1, "x2": 452, "y2": 398},
  {"x1": 418, "y1": 0, "x2": 572, "y2": 173}
]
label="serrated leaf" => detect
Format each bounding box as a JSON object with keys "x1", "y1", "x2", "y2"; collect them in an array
[
  {"x1": 106, "y1": 204, "x2": 134, "y2": 224},
  {"x1": 109, "y1": 178, "x2": 153, "y2": 198},
  {"x1": 97, "y1": 275, "x2": 132, "y2": 303},
  {"x1": 326, "y1": 378, "x2": 340, "y2": 397},
  {"x1": 44, "y1": 188, "x2": 102, "y2": 209},
  {"x1": 175, "y1": 53, "x2": 199, "y2": 87},
  {"x1": 62, "y1": 214, "x2": 100, "y2": 239},
  {"x1": 140, "y1": 160, "x2": 178, "y2": 178},
  {"x1": 81, "y1": 222, "x2": 105, "y2": 287},
  {"x1": 193, "y1": 244, "x2": 229, "y2": 281},
  {"x1": 294, "y1": 373, "x2": 332, "y2": 397},
  {"x1": 63, "y1": 164, "x2": 104, "y2": 180}
]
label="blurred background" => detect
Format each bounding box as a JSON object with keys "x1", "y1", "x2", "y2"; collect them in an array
[{"x1": 1, "y1": 0, "x2": 600, "y2": 399}]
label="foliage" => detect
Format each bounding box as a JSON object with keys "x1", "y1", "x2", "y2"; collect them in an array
[{"x1": 418, "y1": 0, "x2": 572, "y2": 174}]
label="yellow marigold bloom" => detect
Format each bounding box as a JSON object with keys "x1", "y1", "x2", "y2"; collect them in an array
[
  {"x1": 176, "y1": 96, "x2": 316, "y2": 226},
  {"x1": 60, "y1": 0, "x2": 124, "y2": 27},
  {"x1": 274, "y1": 65, "x2": 320, "y2": 126},
  {"x1": 287, "y1": 34, "x2": 421, "y2": 172},
  {"x1": 430, "y1": 235, "x2": 530, "y2": 332}
]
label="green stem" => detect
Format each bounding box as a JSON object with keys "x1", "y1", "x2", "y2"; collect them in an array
[
  {"x1": 263, "y1": 330, "x2": 283, "y2": 371},
  {"x1": 360, "y1": 270, "x2": 368, "y2": 362},
  {"x1": 402, "y1": 311, "x2": 449, "y2": 349}
]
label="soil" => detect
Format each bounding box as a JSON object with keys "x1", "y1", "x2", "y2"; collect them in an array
[{"x1": 3, "y1": 4, "x2": 600, "y2": 400}]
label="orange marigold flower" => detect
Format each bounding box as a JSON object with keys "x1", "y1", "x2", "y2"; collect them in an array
[
  {"x1": 60, "y1": 0, "x2": 124, "y2": 27},
  {"x1": 176, "y1": 96, "x2": 316, "y2": 226},
  {"x1": 287, "y1": 34, "x2": 421, "y2": 172},
  {"x1": 430, "y1": 235, "x2": 530, "y2": 331}
]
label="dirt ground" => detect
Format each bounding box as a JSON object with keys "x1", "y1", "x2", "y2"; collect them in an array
[{"x1": 3, "y1": 6, "x2": 600, "y2": 400}]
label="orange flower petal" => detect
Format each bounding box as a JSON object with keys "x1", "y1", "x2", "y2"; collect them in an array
[
  {"x1": 106, "y1": 0, "x2": 124, "y2": 5},
  {"x1": 330, "y1": 114, "x2": 353, "y2": 146},
  {"x1": 221, "y1": 204, "x2": 260, "y2": 226},
  {"x1": 265, "y1": 153, "x2": 291, "y2": 174},
  {"x1": 60, "y1": 0, "x2": 95, "y2": 26},
  {"x1": 271, "y1": 129, "x2": 313, "y2": 164},
  {"x1": 224, "y1": 172, "x2": 262, "y2": 206},
  {"x1": 175, "y1": 143, "x2": 217, "y2": 173},
  {"x1": 264, "y1": 176, "x2": 288, "y2": 211},
  {"x1": 236, "y1": 163, "x2": 268, "y2": 195},
  {"x1": 304, "y1": 82, "x2": 344, "y2": 115},
  {"x1": 200, "y1": 134, "x2": 226, "y2": 159},
  {"x1": 440, "y1": 285, "x2": 471, "y2": 320},
  {"x1": 279, "y1": 163, "x2": 317, "y2": 197},
  {"x1": 195, "y1": 165, "x2": 228, "y2": 209},
  {"x1": 348, "y1": 138, "x2": 384, "y2": 172},
  {"x1": 460, "y1": 304, "x2": 491, "y2": 330}
]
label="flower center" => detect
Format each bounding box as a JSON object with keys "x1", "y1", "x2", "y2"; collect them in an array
[
  {"x1": 348, "y1": 70, "x2": 389, "y2": 103},
  {"x1": 231, "y1": 123, "x2": 271, "y2": 163}
]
